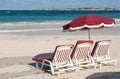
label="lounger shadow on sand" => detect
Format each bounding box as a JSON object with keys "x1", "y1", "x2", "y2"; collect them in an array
[{"x1": 86, "y1": 72, "x2": 120, "y2": 79}]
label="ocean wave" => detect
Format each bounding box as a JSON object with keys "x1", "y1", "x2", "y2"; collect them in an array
[
  {"x1": 115, "y1": 19, "x2": 120, "y2": 21},
  {"x1": 0, "y1": 19, "x2": 120, "y2": 33},
  {"x1": 0, "y1": 21, "x2": 71, "y2": 27},
  {"x1": 0, "y1": 19, "x2": 120, "y2": 27},
  {"x1": 0, "y1": 21, "x2": 67, "y2": 33},
  {"x1": 0, "y1": 28, "x2": 62, "y2": 33}
]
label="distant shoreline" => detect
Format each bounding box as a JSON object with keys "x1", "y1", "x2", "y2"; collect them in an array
[
  {"x1": 0, "y1": 8, "x2": 119, "y2": 11},
  {"x1": 33, "y1": 8, "x2": 118, "y2": 11}
]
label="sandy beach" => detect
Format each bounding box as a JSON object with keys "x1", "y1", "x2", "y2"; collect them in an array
[{"x1": 0, "y1": 24, "x2": 120, "y2": 79}]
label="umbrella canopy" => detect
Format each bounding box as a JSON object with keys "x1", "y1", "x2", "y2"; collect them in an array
[
  {"x1": 63, "y1": 14, "x2": 115, "y2": 31},
  {"x1": 63, "y1": 14, "x2": 115, "y2": 40}
]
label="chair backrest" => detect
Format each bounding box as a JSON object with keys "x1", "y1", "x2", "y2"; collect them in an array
[
  {"x1": 71, "y1": 40, "x2": 93, "y2": 63},
  {"x1": 51, "y1": 44, "x2": 74, "y2": 66},
  {"x1": 91, "y1": 40, "x2": 111, "y2": 60}
]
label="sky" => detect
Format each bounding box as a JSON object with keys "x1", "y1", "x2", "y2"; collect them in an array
[{"x1": 0, "y1": 0, "x2": 120, "y2": 10}]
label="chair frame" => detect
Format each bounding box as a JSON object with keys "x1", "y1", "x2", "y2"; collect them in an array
[
  {"x1": 33, "y1": 44, "x2": 74, "y2": 75},
  {"x1": 71, "y1": 40, "x2": 96, "y2": 70},
  {"x1": 91, "y1": 40, "x2": 117, "y2": 68}
]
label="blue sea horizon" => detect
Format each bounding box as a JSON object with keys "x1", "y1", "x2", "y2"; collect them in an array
[{"x1": 0, "y1": 10, "x2": 120, "y2": 23}]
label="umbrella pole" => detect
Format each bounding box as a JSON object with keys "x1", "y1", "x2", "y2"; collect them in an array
[{"x1": 88, "y1": 29, "x2": 91, "y2": 40}]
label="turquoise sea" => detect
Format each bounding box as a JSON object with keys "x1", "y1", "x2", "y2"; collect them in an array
[
  {"x1": 0, "y1": 10, "x2": 120, "y2": 23},
  {"x1": 0, "y1": 10, "x2": 120, "y2": 34}
]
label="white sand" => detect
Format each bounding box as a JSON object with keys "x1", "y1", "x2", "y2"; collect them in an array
[
  {"x1": 0, "y1": 65, "x2": 33, "y2": 74},
  {"x1": 0, "y1": 34, "x2": 120, "y2": 79}
]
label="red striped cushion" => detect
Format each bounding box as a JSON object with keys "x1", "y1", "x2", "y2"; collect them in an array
[{"x1": 32, "y1": 56, "x2": 52, "y2": 62}]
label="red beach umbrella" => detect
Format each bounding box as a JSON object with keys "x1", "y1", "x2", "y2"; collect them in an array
[{"x1": 63, "y1": 14, "x2": 115, "y2": 40}]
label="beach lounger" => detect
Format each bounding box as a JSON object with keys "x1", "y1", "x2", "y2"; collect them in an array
[
  {"x1": 91, "y1": 40, "x2": 117, "y2": 68},
  {"x1": 32, "y1": 44, "x2": 74, "y2": 75},
  {"x1": 70, "y1": 40, "x2": 95, "y2": 70}
]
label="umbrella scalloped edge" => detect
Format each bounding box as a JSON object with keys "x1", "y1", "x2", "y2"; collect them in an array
[{"x1": 68, "y1": 23, "x2": 115, "y2": 31}]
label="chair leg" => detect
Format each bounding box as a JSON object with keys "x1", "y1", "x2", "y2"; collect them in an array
[
  {"x1": 41, "y1": 61, "x2": 45, "y2": 69},
  {"x1": 113, "y1": 60, "x2": 117, "y2": 67},
  {"x1": 99, "y1": 63, "x2": 102, "y2": 69},
  {"x1": 49, "y1": 63, "x2": 54, "y2": 75},
  {"x1": 69, "y1": 59, "x2": 73, "y2": 66},
  {"x1": 93, "y1": 63, "x2": 97, "y2": 70},
  {"x1": 36, "y1": 62, "x2": 39, "y2": 68}
]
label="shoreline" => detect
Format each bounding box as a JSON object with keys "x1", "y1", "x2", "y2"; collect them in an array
[
  {"x1": 0, "y1": 19, "x2": 120, "y2": 35},
  {"x1": 0, "y1": 21, "x2": 70, "y2": 26},
  {"x1": 0, "y1": 26, "x2": 120, "y2": 35}
]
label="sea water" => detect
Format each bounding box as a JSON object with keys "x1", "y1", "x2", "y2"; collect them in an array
[
  {"x1": 0, "y1": 10, "x2": 120, "y2": 23},
  {"x1": 0, "y1": 10, "x2": 120, "y2": 34}
]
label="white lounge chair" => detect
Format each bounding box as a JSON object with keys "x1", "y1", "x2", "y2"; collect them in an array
[
  {"x1": 71, "y1": 40, "x2": 95, "y2": 70},
  {"x1": 91, "y1": 40, "x2": 117, "y2": 68},
  {"x1": 32, "y1": 44, "x2": 74, "y2": 75}
]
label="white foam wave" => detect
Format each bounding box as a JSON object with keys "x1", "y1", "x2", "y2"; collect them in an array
[
  {"x1": 115, "y1": 19, "x2": 120, "y2": 26},
  {"x1": 0, "y1": 21, "x2": 71, "y2": 27},
  {"x1": 0, "y1": 19, "x2": 120, "y2": 33},
  {"x1": 0, "y1": 28, "x2": 61, "y2": 33},
  {"x1": 0, "y1": 19, "x2": 119, "y2": 27},
  {"x1": 115, "y1": 19, "x2": 120, "y2": 22}
]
